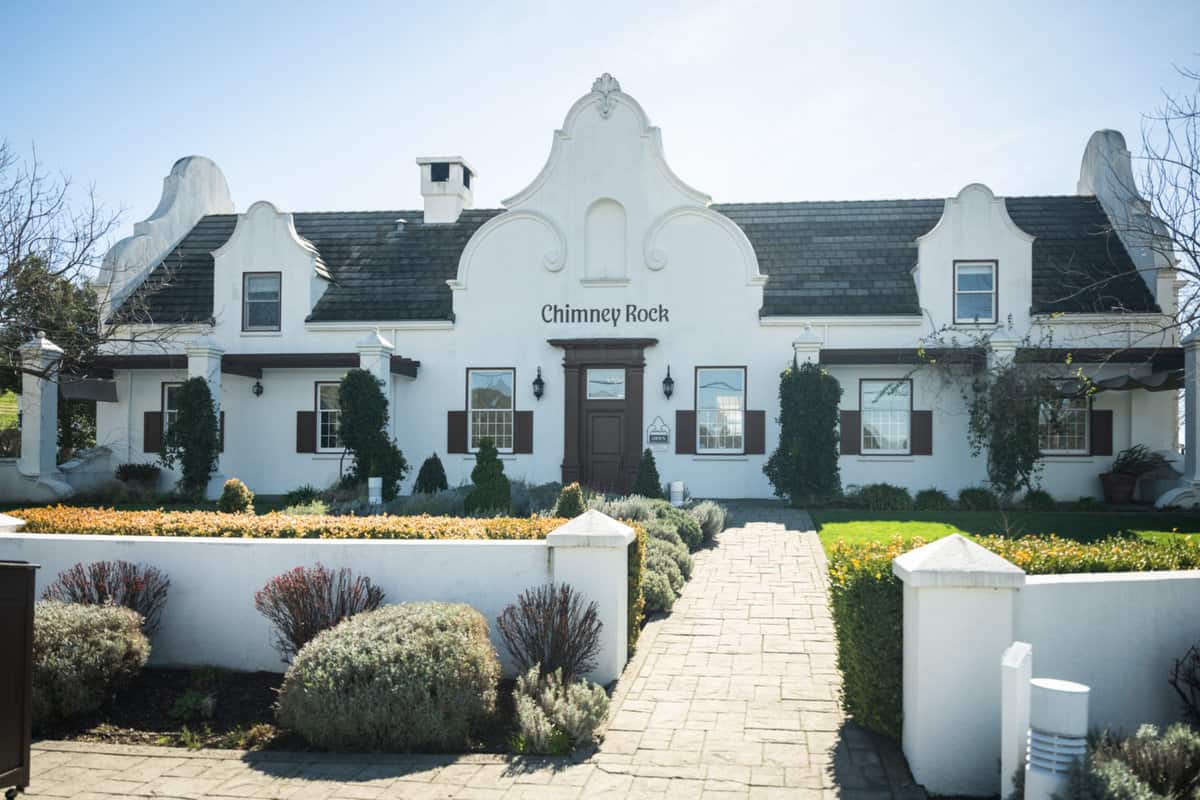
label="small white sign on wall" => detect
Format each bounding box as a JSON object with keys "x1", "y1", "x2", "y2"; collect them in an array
[{"x1": 647, "y1": 416, "x2": 671, "y2": 451}]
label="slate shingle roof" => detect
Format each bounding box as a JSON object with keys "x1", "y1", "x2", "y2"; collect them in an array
[{"x1": 116, "y1": 196, "x2": 1157, "y2": 324}]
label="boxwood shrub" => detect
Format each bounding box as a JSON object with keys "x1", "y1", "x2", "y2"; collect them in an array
[
  {"x1": 913, "y1": 488, "x2": 952, "y2": 511},
  {"x1": 33, "y1": 601, "x2": 150, "y2": 728},
  {"x1": 830, "y1": 533, "x2": 1200, "y2": 741},
  {"x1": 276, "y1": 602, "x2": 500, "y2": 751},
  {"x1": 856, "y1": 483, "x2": 913, "y2": 511}
]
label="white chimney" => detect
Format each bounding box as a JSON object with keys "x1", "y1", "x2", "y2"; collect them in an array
[{"x1": 416, "y1": 156, "x2": 475, "y2": 224}]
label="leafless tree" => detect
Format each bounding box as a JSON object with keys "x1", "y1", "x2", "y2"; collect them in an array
[{"x1": 0, "y1": 140, "x2": 187, "y2": 384}]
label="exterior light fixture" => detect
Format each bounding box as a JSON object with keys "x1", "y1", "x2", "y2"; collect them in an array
[
  {"x1": 252, "y1": 380, "x2": 264, "y2": 397},
  {"x1": 532, "y1": 367, "x2": 545, "y2": 401},
  {"x1": 662, "y1": 366, "x2": 675, "y2": 399}
]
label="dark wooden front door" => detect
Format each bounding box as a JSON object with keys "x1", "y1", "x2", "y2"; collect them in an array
[
  {"x1": 549, "y1": 338, "x2": 656, "y2": 494},
  {"x1": 585, "y1": 408, "x2": 625, "y2": 492}
]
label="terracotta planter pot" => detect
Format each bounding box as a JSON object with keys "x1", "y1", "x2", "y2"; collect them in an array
[{"x1": 1099, "y1": 472, "x2": 1138, "y2": 505}]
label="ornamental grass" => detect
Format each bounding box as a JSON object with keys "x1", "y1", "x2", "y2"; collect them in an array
[{"x1": 14, "y1": 505, "x2": 566, "y2": 540}]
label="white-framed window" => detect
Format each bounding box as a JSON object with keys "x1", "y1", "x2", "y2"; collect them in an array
[
  {"x1": 696, "y1": 367, "x2": 746, "y2": 453},
  {"x1": 861, "y1": 380, "x2": 911, "y2": 454},
  {"x1": 243, "y1": 272, "x2": 281, "y2": 331},
  {"x1": 587, "y1": 368, "x2": 626, "y2": 400},
  {"x1": 468, "y1": 368, "x2": 514, "y2": 452},
  {"x1": 1039, "y1": 395, "x2": 1090, "y2": 455},
  {"x1": 954, "y1": 261, "x2": 997, "y2": 324},
  {"x1": 162, "y1": 382, "x2": 183, "y2": 436},
  {"x1": 316, "y1": 382, "x2": 342, "y2": 452}
]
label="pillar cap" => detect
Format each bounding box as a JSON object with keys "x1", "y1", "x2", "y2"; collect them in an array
[
  {"x1": 19, "y1": 331, "x2": 64, "y2": 359},
  {"x1": 547, "y1": 509, "x2": 636, "y2": 548},
  {"x1": 792, "y1": 324, "x2": 823, "y2": 350},
  {"x1": 184, "y1": 336, "x2": 224, "y2": 357},
  {"x1": 356, "y1": 329, "x2": 395, "y2": 352},
  {"x1": 892, "y1": 533, "x2": 1026, "y2": 588},
  {"x1": 1183, "y1": 329, "x2": 1200, "y2": 348}
]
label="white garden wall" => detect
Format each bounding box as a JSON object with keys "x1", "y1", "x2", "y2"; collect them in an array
[
  {"x1": 0, "y1": 510, "x2": 634, "y2": 684},
  {"x1": 895, "y1": 535, "x2": 1200, "y2": 796}
]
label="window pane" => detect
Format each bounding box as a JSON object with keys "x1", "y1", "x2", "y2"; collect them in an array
[
  {"x1": 1039, "y1": 396, "x2": 1089, "y2": 452},
  {"x1": 587, "y1": 368, "x2": 625, "y2": 400},
  {"x1": 246, "y1": 274, "x2": 280, "y2": 301},
  {"x1": 956, "y1": 265, "x2": 994, "y2": 292},
  {"x1": 861, "y1": 380, "x2": 910, "y2": 452},
  {"x1": 318, "y1": 384, "x2": 340, "y2": 411},
  {"x1": 469, "y1": 369, "x2": 514, "y2": 450},
  {"x1": 163, "y1": 383, "x2": 182, "y2": 432},
  {"x1": 246, "y1": 301, "x2": 280, "y2": 329},
  {"x1": 470, "y1": 370, "x2": 513, "y2": 410},
  {"x1": 697, "y1": 368, "x2": 745, "y2": 451},
  {"x1": 956, "y1": 293, "x2": 993, "y2": 321}
]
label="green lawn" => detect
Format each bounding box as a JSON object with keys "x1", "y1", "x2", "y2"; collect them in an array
[
  {"x1": 0, "y1": 390, "x2": 17, "y2": 429},
  {"x1": 811, "y1": 509, "x2": 1200, "y2": 552}
]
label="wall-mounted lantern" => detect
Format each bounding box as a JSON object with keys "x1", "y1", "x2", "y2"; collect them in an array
[
  {"x1": 532, "y1": 367, "x2": 545, "y2": 401},
  {"x1": 252, "y1": 380, "x2": 264, "y2": 397},
  {"x1": 662, "y1": 366, "x2": 675, "y2": 399}
]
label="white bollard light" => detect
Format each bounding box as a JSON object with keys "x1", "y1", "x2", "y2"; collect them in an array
[
  {"x1": 669, "y1": 481, "x2": 685, "y2": 507},
  {"x1": 1025, "y1": 678, "x2": 1089, "y2": 800},
  {"x1": 368, "y1": 477, "x2": 383, "y2": 506}
]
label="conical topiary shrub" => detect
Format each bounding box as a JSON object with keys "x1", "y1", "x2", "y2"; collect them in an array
[
  {"x1": 464, "y1": 438, "x2": 511, "y2": 514},
  {"x1": 414, "y1": 453, "x2": 449, "y2": 495},
  {"x1": 632, "y1": 448, "x2": 663, "y2": 499},
  {"x1": 553, "y1": 483, "x2": 586, "y2": 518}
]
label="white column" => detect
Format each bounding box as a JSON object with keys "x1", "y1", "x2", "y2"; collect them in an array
[
  {"x1": 892, "y1": 534, "x2": 1026, "y2": 796},
  {"x1": 546, "y1": 510, "x2": 637, "y2": 684},
  {"x1": 185, "y1": 337, "x2": 224, "y2": 498},
  {"x1": 1182, "y1": 330, "x2": 1199, "y2": 483},
  {"x1": 357, "y1": 330, "x2": 395, "y2": 437},
  {"x1": 988, "y1": 333, "x2": 1020, "y2": 371},
  {"x1": 1000, "y1": 641, "x2": 1033, "y2": 799},
  {"x1": 17, "y1": 332, "x2": 64, "y2": 478},
  {"x1": 792, "y1": 324, "x2": 823, "y2": 365}
]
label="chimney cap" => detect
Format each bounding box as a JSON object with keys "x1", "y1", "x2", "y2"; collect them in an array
[{"x1": 415, "y1": 156, "x2": 478, "y2": 177}]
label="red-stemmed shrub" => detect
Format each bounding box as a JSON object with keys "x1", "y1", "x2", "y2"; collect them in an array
[
  {"x1": 254, "y1": 564, "x2": 385, "y2": 661},
  {"x1": 496, "y1": 583, "x2": 602, "y2": 682},
  {"x1": 42, "y1": 560, "x2": 170, "y2": 636}
]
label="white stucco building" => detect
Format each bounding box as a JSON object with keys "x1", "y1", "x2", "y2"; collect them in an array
[{"x1": 79, "y1": 74, "x2": 1180, "y2": 500}]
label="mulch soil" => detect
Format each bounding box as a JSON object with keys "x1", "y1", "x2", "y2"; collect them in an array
[{"x1": 38, "y1": 667, "x2": 518, "y2": 754}]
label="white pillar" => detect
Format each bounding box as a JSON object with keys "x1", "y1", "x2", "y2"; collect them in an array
[
  {"x1": 1000, "y1": 641, "x2": 1033, "y2": 799},
  {"x1": 17, "y1": 332, "x2": 64, "y2": 478},
  {"x1": 357, "y1": 330, "x2": 395, "y2": 437},
  {"x1": 988, "y1": 333, "x2": 1020, "y2": 371},
  {"x1": 893, "y1": 534, "x2": 1026, "y2": 796},
  {"x1": 792, "y1": 325, "x2": 823, "y2": 365},
  {"x1": 545, "y1": 510, "x2": 636, "y2": 684},
  {"x1": 1182, "y1": 330, "x2": 1199, "y2": 483},
  {"x1": 185, "y1": 337, "x2": 224, "y2": 498}
]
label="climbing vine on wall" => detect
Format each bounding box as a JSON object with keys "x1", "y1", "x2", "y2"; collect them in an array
[{"x1": 764, "y1": 360, "x2": 842, "y2": 505}]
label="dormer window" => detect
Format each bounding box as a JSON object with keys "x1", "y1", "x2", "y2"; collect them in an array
[
  {"x1": 243, "y1": 272, "x2": 281, "y2": 332},
  {"x1": 954, "y1": 261, "x2": 997, "y2": 324}
]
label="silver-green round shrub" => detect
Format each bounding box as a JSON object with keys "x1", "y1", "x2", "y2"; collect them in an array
[
  {"x1": 642, "y1": 570, "x2": 676, "y2": 613},
  {"x1": 646, "y1": 548, "x2": 684, "y2": 594},
  {"x1": 33, "y1": 601, "x2": 150, "y2": 727},
  {"x1": 643, "y1": 517, "x2": 684, "y2": 549},
  {"x1": 648, "y1": 536, "x2": 692, "y2": 581},
  {"x1": 688, "y1": 500, "x2": 726, "y2": 542},
  {"x1": 276, "y1": 602, "x2": 500, "y2": 751}
]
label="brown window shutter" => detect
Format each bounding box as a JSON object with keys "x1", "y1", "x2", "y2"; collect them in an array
[
  {"x1": 447, "y1": 410, "x2": 468, "y2": 454},
  {"x1": 839, "y1": 410, "x2": 861, "y2": 456},
  {"x1": 514, "y1": 410, "x2": 533, "y2": 454},
  {"x1": 911, "y1": 410, "x2": 932, "y2": 456},
  {"x1": 219, "y1": 411, "x2": 225, "y2": 453},
  {"x1": 1090, "y1": 409, "x2": 1113, "y2": 456},
  {"x1": 745, "y1": 410, "x2": 766, "y2": 455},
  {"x1": 675, "y1": 410, "x2": 696, "y2": 455},
  {"x1": 296, "y1": 411, "x2": 316, "y2": 454},
  {"x1": 143, "y1": 411, "x2": 163, "y2": 454}
]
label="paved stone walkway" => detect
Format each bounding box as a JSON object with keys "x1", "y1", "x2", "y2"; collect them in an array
[{"x1": 21, "y1": 511, "x2": 923, "y2": 798}]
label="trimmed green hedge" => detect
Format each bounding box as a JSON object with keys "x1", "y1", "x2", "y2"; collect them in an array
[{"x1": 829, "y1": 533, "x2": 1200, "y2": 740}]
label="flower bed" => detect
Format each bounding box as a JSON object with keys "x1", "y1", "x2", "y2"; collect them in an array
[
  {"x1": 13, "y1": 505, "x2": 565, "y2": 540},
  {"x1": 829, "y1": 533, "x2": 1200, "y2": 741}
]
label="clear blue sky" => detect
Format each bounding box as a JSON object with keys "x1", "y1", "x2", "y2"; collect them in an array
[{"x1": 2, "y1": 0, "x2": 1197, "y2": 239}]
